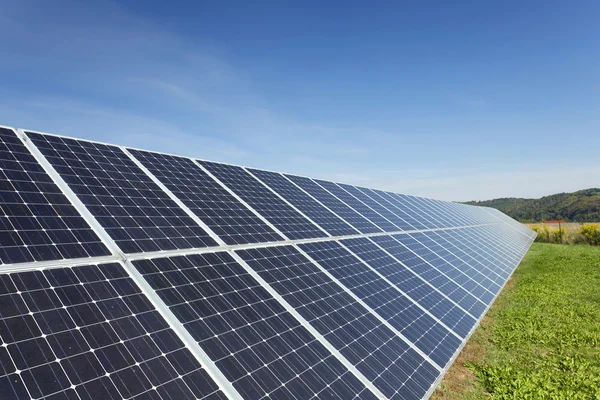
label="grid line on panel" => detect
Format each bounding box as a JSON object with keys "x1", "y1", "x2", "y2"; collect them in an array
[
  {"x1": 339, "y1": 237, "x2": 477, "y2": 339},
  {"x1": 467, "y1": 226, "x2": 520, "y2": 269},
  {"x1": 133, "y1": 252, "x2": 379, "y2": 400},
  {"x1": 448, "y1": 229, "x2": 512, "y2": 279},
  {"x1": 126, "y1": 149, "x2": 284, "y2": 246},
  {"x1": 482, "y1": 207, "x2": 535, "y2": 239},
  {"x1": 115, "y1": 222, "x2": 502, "y2": 265},
  {"x1": 418, "y1": 230, "x2": 506, "y2": 289},
  {"x1": 409, "y1": 197, "x2": 455, "y2": 228},
  {"x1": 369, "y1": 235, "x2": 487, "y2": 319},
  {"x1": 246, "y1": 168, "x2": 360, "y2": 237},
  {"x1": 25, "y1": 131, "x2": 218, "y2": 254},
  {"x1": 197, "y1": 161, "x2": 328, "y2": 241},
  {"x1": 477, "y1": 225, "x2": 531, "y2": 265},
  {"x1": 384, "y1": 193, "x2": 438, "y2": 230},
  {"x1": 359, "y1": 188, "x2": 425, "y2": 231},
  {"x1": 0, "y1": 262, "x2": 227, "y2": 400},
  {"x1": 0, "y1": 128, "x2": 111, "y2": 265},
  {"x1": 393, "y1": 233, "x2": 497, "y2": 305},
  {"x1": 284, "y1": 175, "x2": 382, "y2": 234},
  {"x1": 336, "y1": 184, "x2": 415, "y2": 231},
  {"x1": 297, "y1": 241, "x2": 462, "y2": 369},
  {"x1": 236, "y1": 245, "x2": 439, "y2": 400},
  {"x1": 313, "y1": 180, "x2": 400, "y2": 232},
  {"x1": 240, "y1": 168, "x2": 331, "y2": 238},
  {"x1": 361, "y1": 235, "x2": 481, "y2": 318}
]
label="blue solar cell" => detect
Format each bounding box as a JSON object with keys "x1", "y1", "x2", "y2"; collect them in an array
[
  {"x1": 197, "y1": 161, "x2": 327, "y2": 240},
  {"x1": 237, "y1": 245, "x2": 439, "y2": 399},
  {"x1": 298, "y1": 241, "x2": 461, "y2": 368},
  {"x1": 359, "y1": 188, "x2": 426, "y2": 230},
  {"x1": 394, "y1": 233, "x2": 497, "y2": 304},
  {"x1": 369, "y1": 235, "x2": 487, "y2": 318},
  {"x1": 27, "y1": 132, "x2": 217, "y2": 253},
  {"x1": 0, "y1": 263, "x2": 226, "y2": 400},
  {"x1": 0, "y1": 128, "x2": 110, "y2": 265},
  {"x1": 127, "y1": 149, "x2": 283, "y2": 245},
  {"x1": 335, "y1": 184, "x2": 415, "y2": 231},
  {"x1": 247, "y1": 169, "x2": 359, "y2": 237},
  {"x1": 340, "y1": 237, "x2": 477, "y2": 338},
  {"x1": 284, "y1": 175, "x2": 382, "y2": 234},
  {"x1": 313, "y1": 180, "x2": 400, "y2": 232},
  {"x1": 383, "y1": 193, "x2": 440, "y2": 229},
  {"x1": 133, "y1": 252, "x2": 378, "y2": 400}
]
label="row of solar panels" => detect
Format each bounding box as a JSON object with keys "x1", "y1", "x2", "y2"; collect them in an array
[
  {"x1": 0, "y1": 125, "x2": 535, "y2": 399},
  {"x1": 0, "y1": 126, "x2": 533, "y2": 266}
]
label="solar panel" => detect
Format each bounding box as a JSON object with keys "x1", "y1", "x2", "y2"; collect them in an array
[
  {"x1": 26, "y1": 132, "x2": 217, "y2": 254},
  {"x1": 0, "y1": 125, "x2": 537, "y2": 400},
  {"x1": 297, "y1": 241, "x2": 462, "y2": 368},
  {"x1": 408, "y1": 197, "x2": 456, "y2": 228},
  {"x1": 482, "y1": 207, "x2": 537, "y2": 239},
  {"x1": 313, "y1": 180, "x2": 400, "y2": 232},
  {"x1": 357, "y1": 188, "x2": 426, "y2": 230},
  {"x1": 335, "y1": 184, "x2": 415, "y2": 231},
  {"x1": 393, "y1": 233, "x2": 497, "y2": 304},
  {"x1": 0, "y1": 262, "x2": 226, "y2": 400},
  {"x1": 197, "y1": 161, "x2": 327, "y2": 240},
  {"x1": 0, "y1": 128, "x2": 110, "y2": 265},
  {"x1": 236, "y1": 245, "x2": 439, "y2": 399},
  {"x1": 384, "y1": 193, "x2": 441, "y2": 229},
  {"x1": 132, "y1": 252, "x2": 378, "y2": 400},
  {"x1": 126, "y1": 149, "x2": 283, "y2": 245},
  {"x1": 339, "y1": 237, "x2": 477, "y2": 338},
  {"x1": 246, "y1": 169, "x2": 359, "y2": 237},
  {"x1": 284, "y1": 175, "x2": 382, "y2": 234}
]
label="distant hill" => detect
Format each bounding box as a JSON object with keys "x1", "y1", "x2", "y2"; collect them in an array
[{"x1": 463, "y1": 188, "x2": 600, "y2": 222}]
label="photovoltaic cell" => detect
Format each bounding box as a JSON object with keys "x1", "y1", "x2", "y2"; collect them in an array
[
  {"x1": 284, "y1": 175, "x2": 381, "y2": 234},
  {"x1": 383, "y1": 193, "x2": 439, "y2": 230},
  {"x1": 247, "y1": 168, "x2": 359, "y2": 237},
  {"x1": 393, "y1": 233, "x2": 496, "y2": 304},
  {"x1": 298, "y1": 241, "x2": 461, "y2": 368},
  {"x1": 369, "y1": 235, "x2": 487, "y2": 318},
  {"x1": 406, "y1": 197, "x2": 454, "y2": 228},
  {"x1": 483, "y1": 207, "x2": 536, "y2": 239},
  {"x1": 133, "y1": 252, "x2": 378, "y2": 400},
  {"x1": 336, "y1": 184, "x2": 414, "y2": 231},
  {"x1": 127, "y1": 149, "x2": 283, "y2": 245},
  {"x1": 444, "y1": 229, "x2": 510, "y2": 279},
  {"x1": 26, "y1": 132, "x2": 217, "y2": 253},
  {"x1": 313, "y1": 180, "x2": 399, "y2": 232},
  {"x1": 236, "y1": 245, "x2": 439, "y2": 399},
  {"x1": 340, "y1": 237, "x2": 476, "y2": 338},
  {"x1": 0, "y1": 263, "x2": 226, "y2": 400},
  {"x1": 417, "y1": 231, "x2": 505, "y2": 291},
  {"x1": 0, "y1": 128, "x2": 110, "y2": 265},
  {"x1": 197, "y1": 161, "x2": 327, "y2": 240},
  {"x1": 359, "y1": 188, "x2": 425, "y2": 230}
]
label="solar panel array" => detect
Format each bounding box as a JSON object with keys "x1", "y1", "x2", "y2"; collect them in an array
[{"x1": 0, "y1": 125, "x2": 535, "y2": 400}]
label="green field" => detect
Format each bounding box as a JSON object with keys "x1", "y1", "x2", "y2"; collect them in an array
[{"x1": 433, "y1": 243, "x2": 600, "y2": 399}]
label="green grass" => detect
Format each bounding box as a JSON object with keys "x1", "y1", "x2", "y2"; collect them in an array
[{"x1": 433, "y1": 243, "x2": 600, "y2": 399}]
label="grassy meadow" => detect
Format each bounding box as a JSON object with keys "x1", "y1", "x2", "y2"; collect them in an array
[{"x1": 433, "y1": 243, "x2": 600, "y2": 399}]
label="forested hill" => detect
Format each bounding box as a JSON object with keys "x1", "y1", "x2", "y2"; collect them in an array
[{"x1": 463, "y1": 188, "x2": 600, "y2": 222}]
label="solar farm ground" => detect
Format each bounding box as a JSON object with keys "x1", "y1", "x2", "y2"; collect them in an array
[{"x1": 433, "y1": 242, "x2": 600, "y2": 399}]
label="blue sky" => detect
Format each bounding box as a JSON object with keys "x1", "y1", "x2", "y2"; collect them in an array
[{"x1": 1, "y1": 0, "x2": 598, "y2": 201}]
